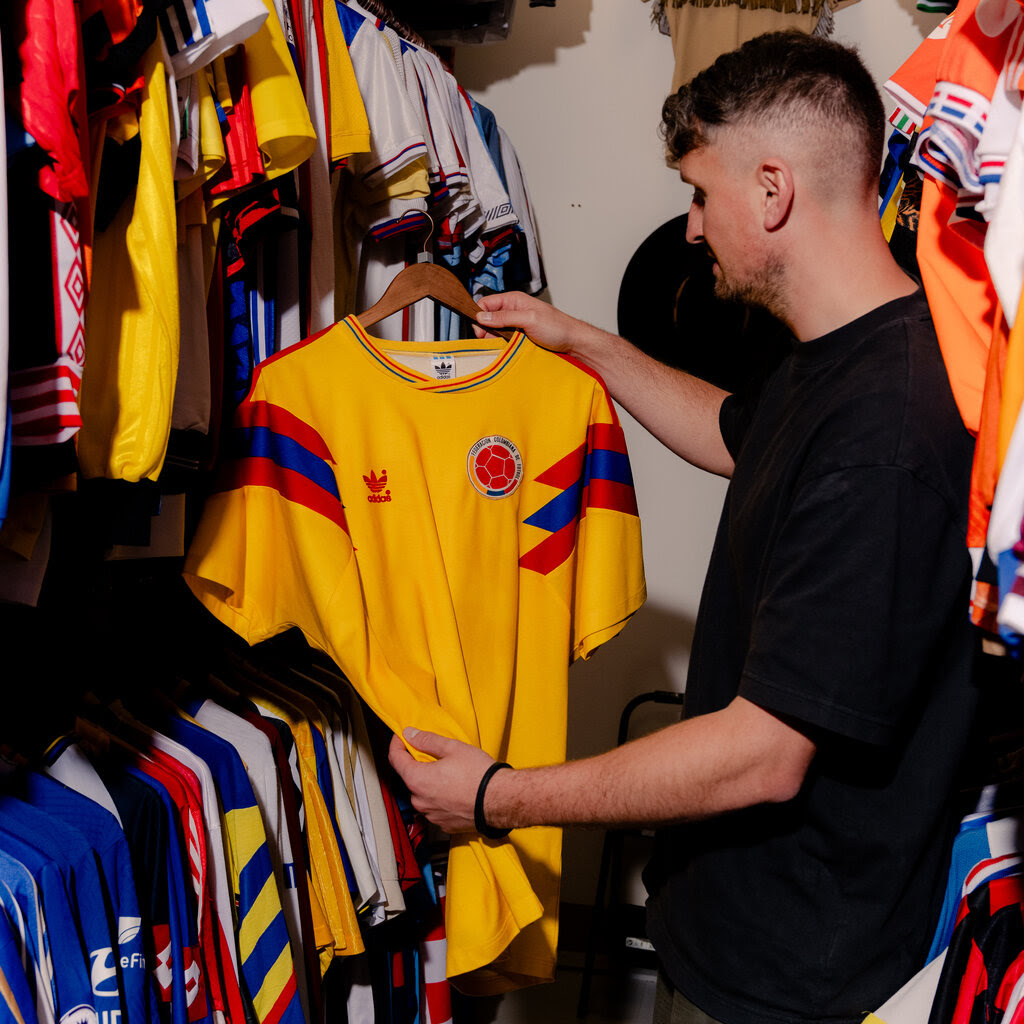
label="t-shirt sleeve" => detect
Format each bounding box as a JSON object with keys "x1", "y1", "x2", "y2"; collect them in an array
[
  {"x1": 719, "y1": 391, "x2": 756, "y2": 461},
  {"x1": 738, "y1": 464, "x2": 970, "y2": 746},
  {"x1": 718, "y1": 395, "x2": 743, "y2": 459},
  {"x1": 571, "y1": 384, "x2": 646, "y2": 660},
  {"x1": 718, "y1": 355, "x2": 787, "y2": 461},
  {"x1": 183, "y1": 381, "x2": 355, "y2": 658}
]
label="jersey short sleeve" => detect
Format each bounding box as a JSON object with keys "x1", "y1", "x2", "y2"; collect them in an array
[
  {"x1": 20, "y1": 773, "x2": 151, "y2": 1024},
  {"x1": 518, "y1": 374, "x2": 644, "y2": 661},
  {"x1": 185, "y1": 382, "x2": 359, "y2": 659},
  {"x1": 320, "y1": 0, "x2": 370, "y2": 162},
  {"x1": 243, "y1": 0, "x2": 316, "y2": 178}
]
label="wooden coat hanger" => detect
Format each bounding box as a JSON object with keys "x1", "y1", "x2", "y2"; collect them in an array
[{"x1": 356, "y1": 262, "x2": 516, "y2": 343}]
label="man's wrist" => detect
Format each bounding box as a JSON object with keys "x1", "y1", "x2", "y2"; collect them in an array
[
  {"x1": 475, "y1": 762, "x2": 513, "y2": 838},
  {"x1": 577, "y1": 325, "x2": 633, "y2": 388}
]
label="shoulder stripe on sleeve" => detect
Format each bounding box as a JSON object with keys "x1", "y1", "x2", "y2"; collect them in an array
[
  {"x1": 520, "y1": 423, "x2": 638, "y2": 575},
  {"x1": 584, "y1": 423, "x2": 638, "y2": 516},
  {"x1": 217, "y1": 460, "x2": 349, "y2": 534},
  {"x1": 218, "y1": 402, "x2": 347, "y2": 532},
  {"x1": 228, "y1": 429, "x2": 338, "y2": 498},
  {"x1": 236, "y1": 401, "x2": 335, "y2": 463}
]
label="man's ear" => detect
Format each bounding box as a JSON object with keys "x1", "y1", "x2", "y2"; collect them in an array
[{"x1": 759, "y1": 158, "x2": 794, "y2": 232}]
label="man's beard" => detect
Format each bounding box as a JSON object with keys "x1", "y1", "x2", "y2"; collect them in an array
[{"x1": 713, "y1": 252, "x2": 789, "y2": 322}]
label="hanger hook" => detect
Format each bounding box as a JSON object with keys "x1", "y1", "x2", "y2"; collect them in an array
[{"x1": 416, "y1": 212, "x2": 436, "y2": 264}]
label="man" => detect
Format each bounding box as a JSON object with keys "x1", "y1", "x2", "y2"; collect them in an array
[{"x1": 389, "y1": 31, "x2": 979, "y2": 1024}]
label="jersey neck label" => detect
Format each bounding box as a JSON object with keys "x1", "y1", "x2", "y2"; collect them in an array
[{"x1": 431, "y1": 355, "x2": 456, "y2": 380}]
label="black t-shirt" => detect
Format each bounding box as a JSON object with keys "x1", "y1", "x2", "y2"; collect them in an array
[{"x1": 644, "y1": 291, "x2": 979, "y2": 1024}]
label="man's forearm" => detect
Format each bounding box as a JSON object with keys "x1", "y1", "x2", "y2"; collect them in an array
[
  {"x1": 576, "y1": 324, "x2": 734, "y2": 478},
  {"x1": 483, "y1": 696, "x2": 814, "y2": 831},
  {"x1": 391, "y1": 696, "x2": 816, "y2": 835}
]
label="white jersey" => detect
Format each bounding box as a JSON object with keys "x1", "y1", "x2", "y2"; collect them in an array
[
  {"x1": 338, "y1": 3, "x2": 427, "y2": 191},
  {"x1": 43, "y1": 740, "x2": 122, "y2": 827},
  {"x1": 498, "y1": 126, "x2": 545, "y2": 295},
  {"x1": 159, "y1": 0, "x2": 268, "y2": 76}
]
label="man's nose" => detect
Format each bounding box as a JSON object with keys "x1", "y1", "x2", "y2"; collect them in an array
[{"x1": 685, "y1": 203, "x2": 703, "y2": 244}]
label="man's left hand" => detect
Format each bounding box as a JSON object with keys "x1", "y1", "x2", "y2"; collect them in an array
[{"x1": 388, "y1": 728, "x2": 499, "y2": 833}]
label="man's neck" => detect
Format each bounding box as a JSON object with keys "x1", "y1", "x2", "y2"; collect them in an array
[{"x1": 784, "y1": 212, "x2": 918, "y2": 342}]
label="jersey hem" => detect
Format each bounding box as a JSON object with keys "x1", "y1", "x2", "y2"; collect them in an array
[
  {"x1": 575, "y1": 584, "x2": 647, "y2": 660},
  {"x1": 444, "y1": 907, "x2": 537, "y2": 980}
]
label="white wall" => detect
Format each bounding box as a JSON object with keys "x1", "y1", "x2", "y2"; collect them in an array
[{"x1": 453, "y1": 0, "x2": 938, "y2": 908}]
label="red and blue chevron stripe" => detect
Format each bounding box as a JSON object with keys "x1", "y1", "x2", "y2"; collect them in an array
[
  {"x1": 520, "y1": 422, "x2": 638, "y2": 575},
  {"x1": 217, "y1": 400, "x2": 348, "y2": 533}
]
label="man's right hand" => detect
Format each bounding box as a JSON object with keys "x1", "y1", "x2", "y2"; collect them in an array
[
  {"x1": 475, "y1": 290, "x2": 734, "y2": 478},
  {"x1": 476, "y1": 291, "x2": 589, "y2": 356}
]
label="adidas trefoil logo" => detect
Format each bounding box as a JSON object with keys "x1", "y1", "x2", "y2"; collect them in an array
[{"x1": 363, "y1": 469, "x2": 392, "y2": 503}]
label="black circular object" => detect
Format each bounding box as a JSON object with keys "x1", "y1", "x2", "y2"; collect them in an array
[{"x1": 617, "y1": 214, "x2": 792, "y2": 394}]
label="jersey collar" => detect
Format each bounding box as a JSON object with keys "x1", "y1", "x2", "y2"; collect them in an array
[{"x1": 342, "y1": 313, "x2": 527, "y2": 393}]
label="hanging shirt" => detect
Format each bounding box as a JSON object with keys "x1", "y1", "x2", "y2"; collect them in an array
[
  {"x1": 0, "y1": 828, "x2": 95, "y2": 1024},
  {"x1": 0, "y1": 902, "x2": 40, "y2": 1024},
  {"x1": 0, "y1": 852, "x2": 56, "y2": 1024},
  {"x1": 0, "y1": 798, "x2": 124, "y2": 1024},
  {"x1": 184, "y1": 317, "x2": 645, "y2": 990},
  {"x1": 78, "y1": 39, "x2": 179, "y2": 482},
  {"x1": 18, "y1": 773, "x2": 152, "y2": 1024},
  {"x1": 159, "y1": 716, "x2": 305, "y2": 1024},
  {"x1": 243, "y1": 688, "x2": 365, "y2": 971},
  {"x1": 232, "y1": 704, "x2": 323, "y2": 1024},
  {"x1": 122, "y1": 765, "x2": 202, "y2": 1024},
  {"x1": 99, "y1": 764, "x2": 178, "y2": 1024},
  {"x1": 182, "y1": 698, "x2": 307, "y2": 1014},
  {"x1": 281, "y1": 672, "x2": 377, "y2": 911},
  {"x1": 129, "y1": 755, "x2": 214, "y2": 1024}
]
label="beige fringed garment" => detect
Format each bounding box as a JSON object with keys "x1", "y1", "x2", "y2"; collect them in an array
[{"x1": 646, "y1": 0, "x2": 861, "y2": 106}]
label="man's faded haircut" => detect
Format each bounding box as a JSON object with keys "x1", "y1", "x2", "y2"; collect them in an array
[{"x1": 661, "y1": 31, "x2": 884, "y2": 191}]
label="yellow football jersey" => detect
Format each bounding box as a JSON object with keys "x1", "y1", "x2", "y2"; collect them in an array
[
  {"x1": 244, "y1": 0, "x2": 316, "y2": 178},
  {"x1": 78, "y1": 39, "x2": 178, "y2": 482},
  {"x1": 185, "y1": 314, "x2": 646, "y2": 990}
]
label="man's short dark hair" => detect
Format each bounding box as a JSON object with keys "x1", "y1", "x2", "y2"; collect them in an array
[{"x1": 661, "y1": 31, "x2": 884, "y2": 190}]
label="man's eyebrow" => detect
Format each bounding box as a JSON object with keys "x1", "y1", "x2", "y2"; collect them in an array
[{"x1": 678, "y1": 165, "x2": 702, "y2": 189}]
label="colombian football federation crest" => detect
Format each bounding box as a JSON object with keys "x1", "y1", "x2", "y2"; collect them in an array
[{"x1": 468, "y1": 435, "x2": 523, "y2": 498}]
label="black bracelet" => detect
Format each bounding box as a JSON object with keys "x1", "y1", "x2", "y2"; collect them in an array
[{"x1": 474, "y1": 761, "x2": 513, "y2": 839}]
